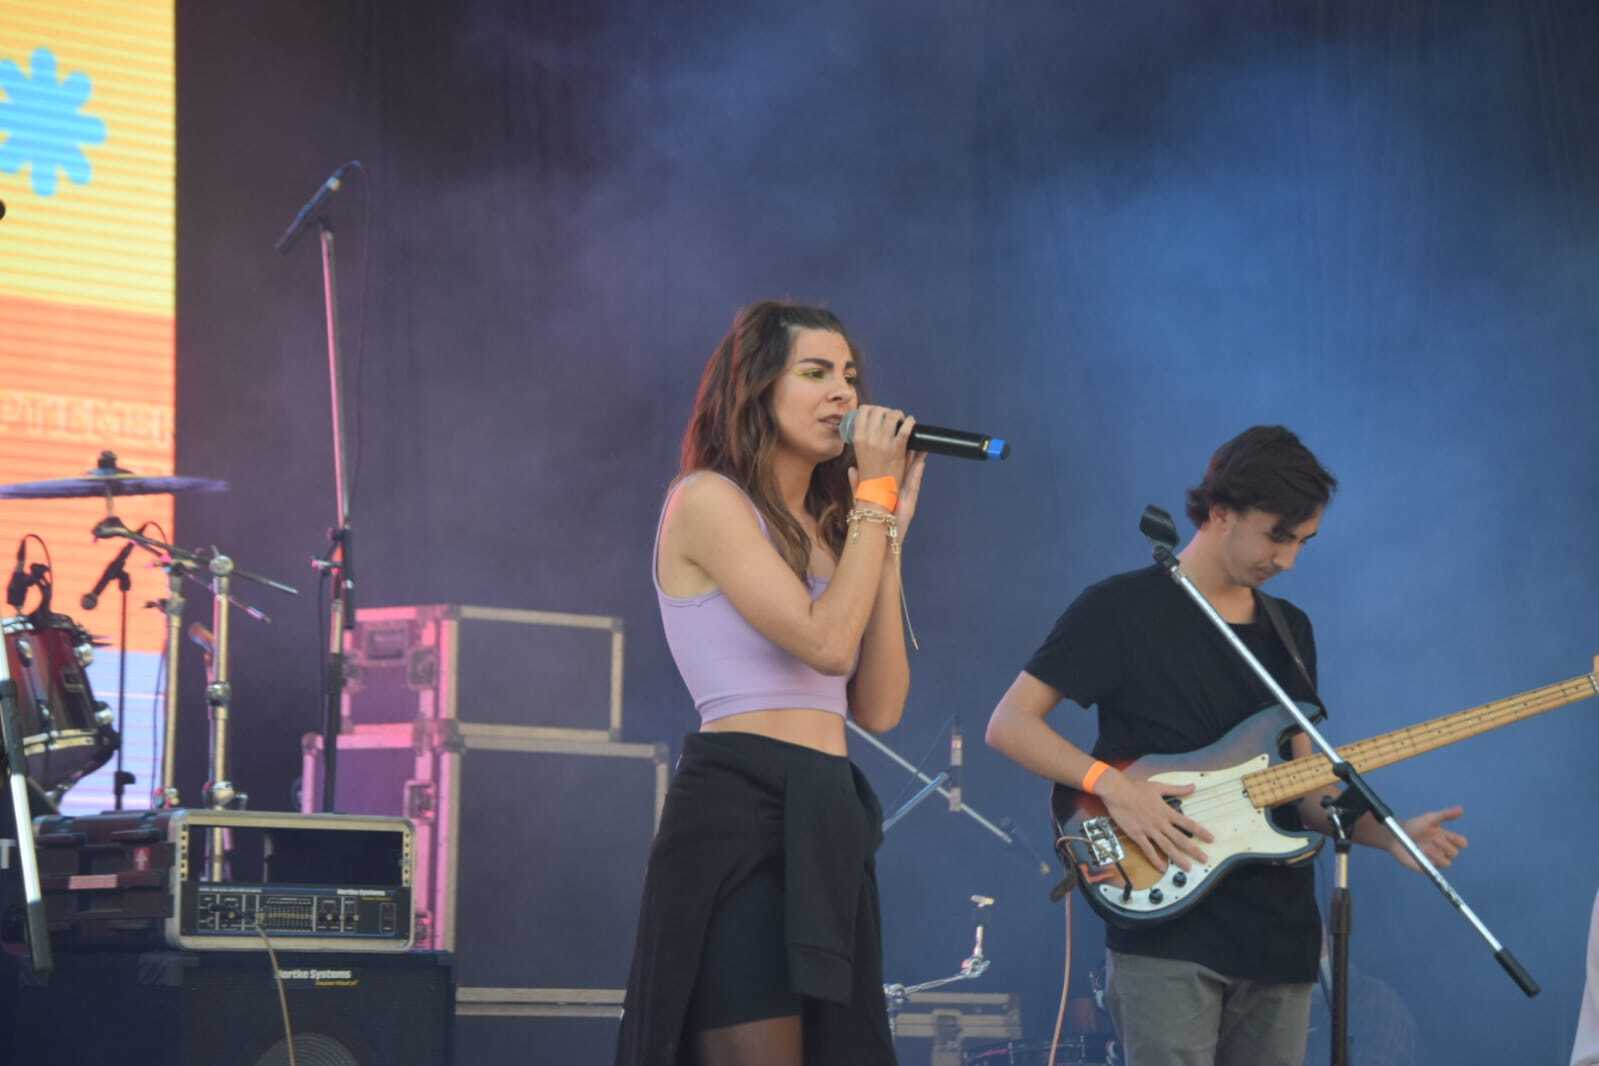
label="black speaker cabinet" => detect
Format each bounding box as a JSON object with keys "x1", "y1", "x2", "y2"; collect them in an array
[{"x1": 12, "y1": 949, "x2": 453, "y2": 1065}]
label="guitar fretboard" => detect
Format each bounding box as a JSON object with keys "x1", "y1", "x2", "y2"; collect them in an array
[{"x1": 1243, "y1": 672, "x2": 1598, "y2": 810}]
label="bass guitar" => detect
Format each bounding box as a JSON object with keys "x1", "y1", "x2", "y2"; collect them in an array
[{"x1": 1051, "y1": 659, "x2": 1598, "y2": 927}]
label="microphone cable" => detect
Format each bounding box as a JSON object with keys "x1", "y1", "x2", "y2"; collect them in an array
[
  {"x1": 255, "y1": 916, "x2": 299, "y2": 1066},
  {"x1": 1047, "y1": 888, "x2": 1075, "y2": 1066}
]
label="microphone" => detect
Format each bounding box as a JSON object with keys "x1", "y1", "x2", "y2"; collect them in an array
[
  {"x1": 947, "y1": 719, "x2": 964, "y2": 813},
  {"x1": 7, "y1": 538, "x2": 29, "y2": 610},
  {"x1": 0, "y1": 199, "x2": 7, "y2": 220},
  {"x1": 274, "y1": 161, "x2": 358, "y2": 254},
  {"x1": 82, "y1": 542, "x2": 136, "y2": 610},
  {"x1": 839, "y1": 410, "x2": 1009, "y2": 461}
]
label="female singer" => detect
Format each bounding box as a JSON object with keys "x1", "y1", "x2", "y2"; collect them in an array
[{"x1": 615, "y1": 300, "x2": 927, "y2": 1066}]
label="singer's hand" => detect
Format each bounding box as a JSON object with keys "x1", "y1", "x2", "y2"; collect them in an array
[
  {"x1": 1095, "y1": 769, "x2": 1213, "y2": 872},
  {"x1": 893, "y1": 451, "x2": 928, "y2": 540},
  {"x1": 849, "y1": 405, "x2": 912, "y2": 482}
]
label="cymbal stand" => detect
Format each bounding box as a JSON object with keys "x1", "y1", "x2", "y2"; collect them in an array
[
  {"x1": 0, "y1": 636, "x2": 52, "y2": 973},
  {"x1": 202, "y1": 553, "x2": 236, "y2": 881},
  {"x1": 110, "y1": 561, "x2": 133, "y2": 810},
  {"x1": 883, "y1": 895, "x2": 994, "y2": 1037},
  {"x1": 88, "y1": 520, "x2": 299, "y2": 848},
  {"x1": 154, "y1": 564, "x2": 186, "y2": 809}
]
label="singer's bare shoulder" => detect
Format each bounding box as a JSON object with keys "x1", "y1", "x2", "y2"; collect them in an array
[
  {"x1": 667, "y1": 470, "x2": 766, "y2": 538},
  {"x1": 658, "y1": 472, "x2": 770, "y2": 596}
]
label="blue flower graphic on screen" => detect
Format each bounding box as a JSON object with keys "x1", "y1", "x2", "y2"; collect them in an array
[{"x1": 0, "y1": 47, "x2": 108, "y2": 197}]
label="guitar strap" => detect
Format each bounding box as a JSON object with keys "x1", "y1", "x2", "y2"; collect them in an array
[{"x1": 1253, "y1": 589, "x2": 1328, "y2": 724}]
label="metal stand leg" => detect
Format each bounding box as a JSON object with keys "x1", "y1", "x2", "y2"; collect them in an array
[
  {"x1": 110, "y1": 568, "x2": 133, "y2": 810},
  {"x1": 154, "y1": 567, "x2": 185, "y2": 809},
  {"x1": 1321, "y1": 788, "x2": 1369, "y2": 1066},
  {"x1": 203, "y1": 555, "x2": 236, "y2": 881},
  {"x1": 0, "y1": 663, "x2": 52, "y2": 973}
]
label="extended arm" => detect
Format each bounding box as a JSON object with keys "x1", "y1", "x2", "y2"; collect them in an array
[{"x1": 1290, "y1": 732, "x2": 1467, "y2": 870}]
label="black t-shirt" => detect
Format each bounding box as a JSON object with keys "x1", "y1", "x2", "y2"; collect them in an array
[{"x1": 1024, "y1": 565, "x2": 1323, "y2": 982}]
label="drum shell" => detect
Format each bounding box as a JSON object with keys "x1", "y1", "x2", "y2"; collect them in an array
[{"x1": 1, "y1": 613, "x2": 116, "y2": 794}]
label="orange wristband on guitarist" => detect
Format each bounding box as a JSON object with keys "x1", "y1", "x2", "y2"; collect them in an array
[
  {"x1": 1081, "y1": 760, "x2": 1111, "y2": 795},
  {"x1": 854, "y1": 476, "x2": 899, "y2": 512}
]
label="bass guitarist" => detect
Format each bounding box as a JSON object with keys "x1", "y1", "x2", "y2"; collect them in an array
[{"x1": 984, "y1": 424, "x2": 1467, "y2": 1066}]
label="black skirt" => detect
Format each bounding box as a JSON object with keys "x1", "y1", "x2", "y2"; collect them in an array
[{"x1": 614, "y1": 731, "x2": 897, "y2": 1066}]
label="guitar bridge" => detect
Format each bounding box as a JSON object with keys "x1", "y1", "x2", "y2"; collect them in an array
[{"x1": 1082, "y1": 817, "x2": 1125, "y2": 868}]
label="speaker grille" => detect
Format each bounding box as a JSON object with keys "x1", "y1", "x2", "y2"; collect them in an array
[{"x1": 253, "y1": 1032, "x2": 360, "y2": 1066}]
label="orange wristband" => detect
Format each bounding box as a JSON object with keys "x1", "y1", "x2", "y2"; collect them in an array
[
  {"x1": 1081, "y1": 760, "x2": 1111, "y2": 795},
  {"x1": 854, "y1": 476, "x2": 899, "y2": 512}
]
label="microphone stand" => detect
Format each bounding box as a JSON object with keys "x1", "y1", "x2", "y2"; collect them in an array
[
  {"x1": 882, "y1": 770, "x2": 948, "y2": 832},
  {"x1": 111, "y1": 562, "x2": 132, "y2": 810},
  {"x1": 276, "y1": 165, "x2": 362, "y2": 814},
  {"x1": 0, "y1": 632, "x2": 51, "y2": 974},
  {"x1": 89, "y1": 521, "x2": 298, "y2": 831},
  {"x1": 847, "y1": 720, "x2": 1054, "y2": 878},
  {"x1": 293, "y1": 216, "x2": 355, "y2": 814},
  {"x1": 1136, "y1": 505, "x2": 1539, "y2": 1066},
  {"x1": 155, "y1": 564, "x2": 186, "y2": 809}
]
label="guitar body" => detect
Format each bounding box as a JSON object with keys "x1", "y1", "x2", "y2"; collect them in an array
[{"x1": 1051, "y1": 701, "x2": 1324, "y2": 928}]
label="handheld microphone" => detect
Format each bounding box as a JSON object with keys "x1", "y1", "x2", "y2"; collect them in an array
[
  {"x1": 0, "y1": 199, "x2": 7, "y2": 220},
  {"x1": 948, "y1": 719, "x2": 964, "y2": 813},
  {"x1": 82, "y1": 542, "x2": 136, "y2": 610},
  {"x1": 7, "y1": 538, "x2": 29, "y2": 610},
  {"x1": 274, "y1": 161, "x2": 358, "y2": 254},
  {"x1": 839, "y1": 410, "x2": 1009, "y2": 461}
]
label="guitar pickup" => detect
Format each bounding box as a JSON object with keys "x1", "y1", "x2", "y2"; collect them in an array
[{"x1": 1082, "y1": 817, "x2": 1126, "y2": 868}]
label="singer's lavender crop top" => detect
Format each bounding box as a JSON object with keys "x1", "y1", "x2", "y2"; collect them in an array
[{"x1": 654, "y1": 472, "x2": 851, "y2": 725}]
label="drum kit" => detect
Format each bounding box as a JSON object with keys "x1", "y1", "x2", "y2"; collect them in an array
[{"x1": 0, "y1": 451, "x2": 298, "y2": 970}]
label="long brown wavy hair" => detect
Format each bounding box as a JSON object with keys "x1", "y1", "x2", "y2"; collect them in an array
[{"x1": 679, "y1": 300, "x2": 866, "y2": 580}]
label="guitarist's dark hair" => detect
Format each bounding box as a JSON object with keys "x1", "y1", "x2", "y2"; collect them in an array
[{"x1": 1186, "y1": 425, "x2": 1337, "y2": 529}]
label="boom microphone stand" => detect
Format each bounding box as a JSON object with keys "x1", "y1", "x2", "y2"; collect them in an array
[
  {"x1": 848, "y1": 719, "x2": 1054, "y2": 877},
  {"x1": 275, "y1": 161, "x2": 362, "y2": 814},
  {"x1": 1136, "y1": 505, "x2": 1538, "y2": 1066}
]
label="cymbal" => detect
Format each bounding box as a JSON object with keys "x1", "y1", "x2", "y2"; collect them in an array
[
  {"x1": 0, "y1": 473, "x2": 228, "y2": 499},
  {"x1": 0, "y1": 452, "x2": 227, "y2": 499}
]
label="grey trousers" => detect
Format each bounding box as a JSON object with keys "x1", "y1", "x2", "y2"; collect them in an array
[{"x1": 1105, "y1": 950, "x2": 1312, "y2": 1066}]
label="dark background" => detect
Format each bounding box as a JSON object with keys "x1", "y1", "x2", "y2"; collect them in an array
[{"x1": 176, "y1": 2, "x2": 1599, "y2": 1062}]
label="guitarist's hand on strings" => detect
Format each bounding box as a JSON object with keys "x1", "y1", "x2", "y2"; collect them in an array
[{"x1": 1097, "y1": 770, "x2": 1215, "y2": 872}]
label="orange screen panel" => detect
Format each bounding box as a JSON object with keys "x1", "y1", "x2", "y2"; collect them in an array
[{"x1": 1, "y1": 2, "x2": 175, "y2": 653}]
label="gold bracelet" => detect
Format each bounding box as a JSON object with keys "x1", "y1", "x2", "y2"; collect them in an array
[
  {"x1": 845, "y1": 507, "x2": 917, "y2": 650},
  {"x1": 846, "y1": 506, "x2": 900, "y2": 555}
]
